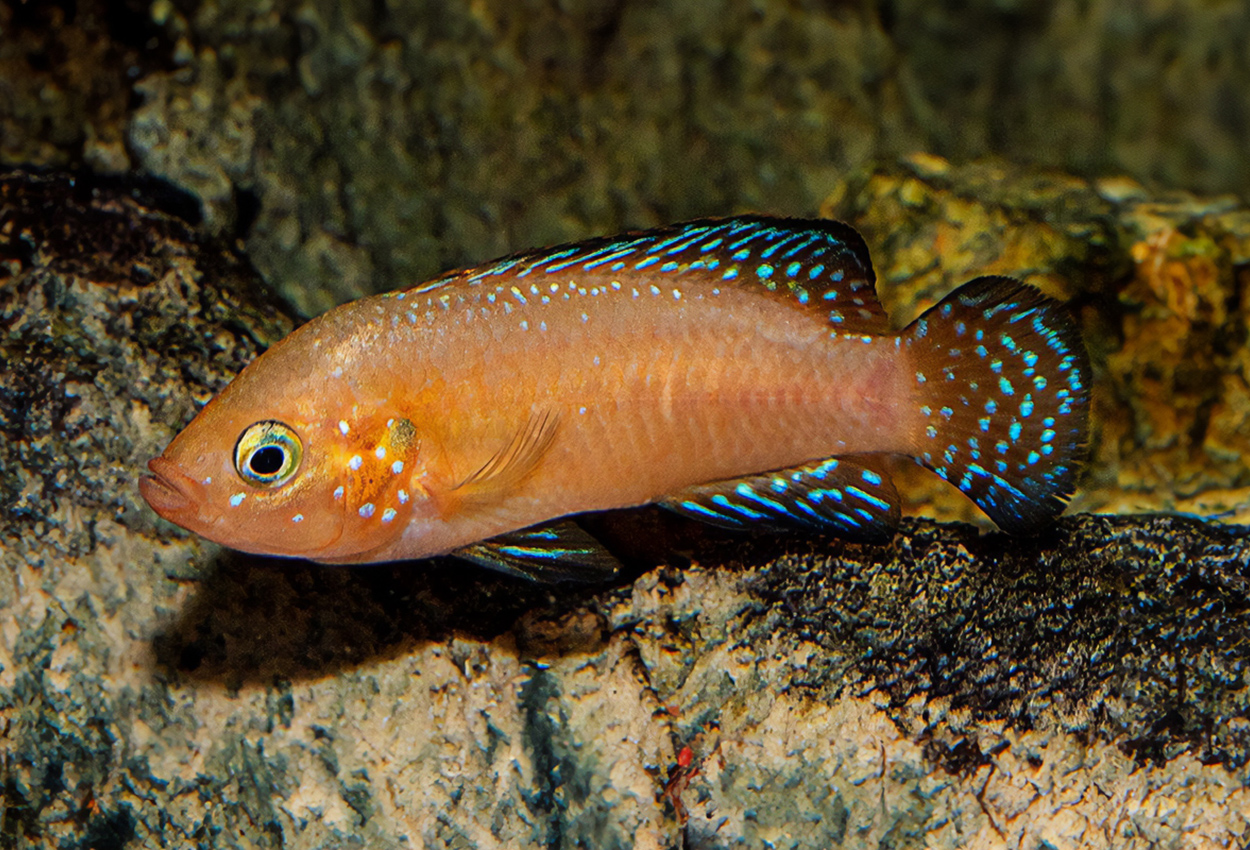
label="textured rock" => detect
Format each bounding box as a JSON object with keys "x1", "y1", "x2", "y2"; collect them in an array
[
  {"x1": 2, "y1": 171, "x2": 1249, "y2": 848},
  {"x1": 113, "y1": 0, "x2": 1250, "y2": 315},
  {"x1": 823, "y1": 157, "x2": 1250, "y2": 524}
]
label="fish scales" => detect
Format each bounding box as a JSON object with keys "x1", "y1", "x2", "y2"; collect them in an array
[{"x1": 140, "y1": 216, "x2": 1090, "y2": 580}]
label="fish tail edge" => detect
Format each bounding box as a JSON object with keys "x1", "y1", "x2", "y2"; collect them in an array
[{"x1": 903, "y1": 276, "x2": 1091, "y2": 532}]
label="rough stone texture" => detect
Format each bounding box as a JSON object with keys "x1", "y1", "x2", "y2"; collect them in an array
[
  {"x1": 110, "y1": 0, "x2": 1250, "y2": 315},
  {"x1": 2, "y1": 170, "x2": 1250, "y2": 848},
  {"x1": 822, "y1": 155, "x2": 1250, "y2": 525}
]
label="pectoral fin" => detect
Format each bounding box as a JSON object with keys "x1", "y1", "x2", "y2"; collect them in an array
[
  {"x1": 454, "y1": 409, "x2": 560, "y2": 499},
  {"x1": 660, "y1": 456, "x2": 900, "y2": 543},
  {"x1": 453, "y1": 520, "x2": 621, "y2": 583}
]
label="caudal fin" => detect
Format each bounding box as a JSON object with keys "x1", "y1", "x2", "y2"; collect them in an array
[{"x1": 904, "y1": 276, "x2": 1090, "y2": 532}]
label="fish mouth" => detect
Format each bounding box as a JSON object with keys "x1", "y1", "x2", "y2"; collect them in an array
[{"x1": 139, "y1": 457, "x2": 200, "y2": 517}]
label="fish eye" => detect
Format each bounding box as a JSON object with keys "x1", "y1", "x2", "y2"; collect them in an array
[{"x1": 234, "y1": 421, "x2": 302, "y2": 488}]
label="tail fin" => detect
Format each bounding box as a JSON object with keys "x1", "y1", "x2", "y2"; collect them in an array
[{"x1": 904, "y1": 276, "x2": 1090, "y2": 532}]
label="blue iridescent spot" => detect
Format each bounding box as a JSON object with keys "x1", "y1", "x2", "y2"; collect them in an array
[
  {"x1": 940, "y1": 406, "x2": 953, "y2": 419},
  {"x1": 611, "y1": 261, "x2": 625, "y2": 271},
  {"x1": 757, "y1": 264, "x2": 774, "y2": 280},
  {"x1": 786, "y1": 262, "x2": 802, "y2": 278},
  {"x1": 1020, "y1": 398, "x2": 1034, "y2": 417},
  {"x1": 660, "y1": 261, "x2": 679, "y2": 272},
  {"x1": 985, "y1": 400, "x2": 997, "y2": 414},
  {"x1": 701, "y1": 238, "x2": 724, "y2": 251},
  {"x1": 1033, "y1": 376, "x2": 1048, "y2": 390},
  {"x1": 1042, "y1": 444, "x2": 1054, "y2": 455},
  {"x1": 723, "y1": 268, "x2": 739, "y2": 280},
  {"x1": 996, "y1": 441, "x2": 1009, "y2": 454},
  {"x1": 810, "y1": 265, "x2": 826, "y2": 280},
  {"x1": 1041, "y1": 429, "x2": 1055, "y2": 442},
  {"x1": 979, "y1": 417, "x2": 990, "y2": 432},
  {"x1": 831, "y1": 269, "x2": 844, "y2": 281},
  {"x1": 999, "y1": 377, "x2": 1014, "y2": 396},
  {"x1": 1023, "y1": 351, "x2": 1038, "y2": 367},
  {"x1": 861, "y1": 469, "x2": 883, "y2": 485},
  {"x1": 915, "y1": 319, "x2": 928, "y2": 338},
  {"x1": 829, "y1": 311, "x2": 844, "y2": 323},
  {"x1": 926, "y1": 425, "x2": 937, "y2": 438},
  {"x1": 1028, "y1": 451, "x2": 1040, "y2": 465},
  {"x1": 1001, "y1": 334, "x2": 1018, "y2": 352},
  {"x1": 1009, "y1": 421, "x2": 1022, "y2": 441},
  {"x1": 976, "y1": 345, "x2": 988, "y2": 358},
  {"x1": 635, "y1": 255, "x2": 661, "y2": 270},
  {"x1": 955, "y1": 321, "x2": 966, "y2": 336},
  {"x1": 920, "y1": 405, "x2": 932, "y2": 417},
  {"x1": 732, "y1": 249, "x2": 751, "y2": 261}
]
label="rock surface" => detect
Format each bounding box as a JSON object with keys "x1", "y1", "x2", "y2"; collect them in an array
[
  {"x1": 8, "y1": 1, "x2": 1249, "y2": 316},
  {"x1": 2, "y1": 170, "x2": 1249, "y2": 849}
]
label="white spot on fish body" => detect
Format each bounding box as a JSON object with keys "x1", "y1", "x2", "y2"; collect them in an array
[
  {"x1": 649, "y1": 284, "x2": 661, "y2": 296},
  {"x1": 382, "y1": 508, "x2": 397, "y2": 522},
  {"x1": 349, "y1": 455, "x2": 363, "y2": 470},
  {"x1": 673, "y1": 289, "x2": 682, "y2": 300},
  {"x1": 581, "y1": 313, "x2": 589, "y2": 323},
  {"x1": 392, "y1": 460, "x2": 404, "y2": 474},
  {"x1": 230, "y1": 493, "x2": 246, "y2": 507},
  {"x1": 332, "y1": 367, "x2": 343, "y2": 378},
  {"x1": 593, "y1": 356, "x2": 601, "y2": 366},
  {"x1": 375, "y1": 446, "x2": 386, "y2": 459},
  {"x1": 611, "y1": 281, "x2": 621, "y2": 290},
  {"x1": 540, "y1": 321, "x2": 548, "y2": 332},
  {"x1": 339, "y1": 420, "x2": 350, "y2": 435},
  {"x1": 334, "y1": 486, "x2": 345, "y2": 500},
  {"x1": 520, "y1": 320, "x2": 529, "y2": 331},
  {"x1": 359, "y1": 503, "x2": 375, "y2": 518},
  {"x1": 398, "y1": 489, "x2": 409, "y2": 503},
  {"x1": 579, "y1": 406, "x2": 587, "y2": 415},
  {"x1": 202, "y1": 476, "x2": 212, "y2": 485},
  {"x1": 292, "y1": 514, "x2": 304, "y2": 523}
]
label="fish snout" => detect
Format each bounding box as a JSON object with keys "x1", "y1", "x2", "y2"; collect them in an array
[{"x1": 139, "y1": 456, "x2": 203, "y2": 518}]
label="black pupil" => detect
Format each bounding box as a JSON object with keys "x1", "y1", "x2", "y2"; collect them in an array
[{"x1": 249, "y1": 445, "x2": 287, "y2": 476}]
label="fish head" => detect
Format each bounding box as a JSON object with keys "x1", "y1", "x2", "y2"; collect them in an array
[
  {"x1": 138, "y1": 315, "x2": 423, "y2": 559},
  {"x1": 139, "y1": 383, "x2": 357, "y2": 558}
]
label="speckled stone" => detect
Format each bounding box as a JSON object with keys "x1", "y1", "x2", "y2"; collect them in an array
[
  {"x1": 115, "y1": 0, "x2": 1250, "y2": 317},
  {"x1": 2, "y1": 170, "x2": 1248, "y2": 849}
]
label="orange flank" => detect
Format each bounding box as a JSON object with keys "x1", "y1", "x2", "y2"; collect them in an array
[{"x1": 140, "y1": 217, "x2": 1090, "y2": 581}]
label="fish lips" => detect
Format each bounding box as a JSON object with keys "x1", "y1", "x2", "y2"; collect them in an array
[{"x1": 139, "y1": 456, "x2": 204, "y2": 521}]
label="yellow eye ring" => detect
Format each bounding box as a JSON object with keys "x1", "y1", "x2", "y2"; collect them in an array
[{"x1": 234, "y1": 421, "x2": 303, "y2": 488}]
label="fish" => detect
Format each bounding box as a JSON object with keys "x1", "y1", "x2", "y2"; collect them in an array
[{"x1": 139, "y1": 216, "x2": 1090, "y2": 582}]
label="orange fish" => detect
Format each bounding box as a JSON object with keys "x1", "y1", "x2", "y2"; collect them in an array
[{"x1": 140, "y1": 217, "x2": 1089, "y2": 581}]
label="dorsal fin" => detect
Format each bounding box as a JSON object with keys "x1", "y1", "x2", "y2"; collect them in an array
[{"x1": 420, "y1": 216, "x2": 891, "y2": 336}]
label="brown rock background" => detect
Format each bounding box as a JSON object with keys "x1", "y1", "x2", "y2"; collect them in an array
[{"x1": 2, "y1": 2, "x2": 1250, "y2": 848}]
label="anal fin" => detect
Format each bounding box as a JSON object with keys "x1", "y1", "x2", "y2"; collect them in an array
[
  {"x1": 660, "y1": 456, "x2": 900, "y2": 543},
  {"x1": 453, "y1": 520, "x2": 621, "y2": 583}
]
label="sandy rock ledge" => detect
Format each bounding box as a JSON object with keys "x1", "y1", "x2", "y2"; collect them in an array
[{"x1": 1, "y1": 171, "x2": 1248, "y2": 849}]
